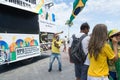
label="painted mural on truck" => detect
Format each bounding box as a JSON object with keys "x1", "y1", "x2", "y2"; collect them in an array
[{"x1": 0, "y1": 33, "x2": 40, "y2": 65}]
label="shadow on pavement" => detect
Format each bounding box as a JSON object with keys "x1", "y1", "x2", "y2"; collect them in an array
[{"x1": 0, "y1": 55, "x2": 50, "y2": 74}]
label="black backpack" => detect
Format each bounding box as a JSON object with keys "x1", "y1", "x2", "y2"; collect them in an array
[{"x1": 69, "y1": 34, "x2": 87, "y2": 64}]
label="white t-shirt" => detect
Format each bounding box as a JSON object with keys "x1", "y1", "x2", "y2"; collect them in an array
[
  {"x1": 82, "y1": 36, "x2": 90, "y2": 65},
  {"x1": 69, "y1": 32, "x2": 90, "y2": 65}
]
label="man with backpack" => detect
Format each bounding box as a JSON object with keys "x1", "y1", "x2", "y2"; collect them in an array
[{"x1": 68, "y1": 22, "x2": 90, "y2": 80}]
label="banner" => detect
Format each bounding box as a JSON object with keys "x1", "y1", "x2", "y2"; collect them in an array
[
  {"x1": 0, "y1": 33, "x2": 40, "y2": 65},
  {"x1": 39, "y1": 19, "x2": 56, "y2": 33},
  {"x1": 0, "y1": 0, "x2": 44, "y2": 13}
]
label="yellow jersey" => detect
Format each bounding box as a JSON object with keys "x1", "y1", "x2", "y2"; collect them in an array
[
  {"x1": 51, "y1": 38, "x2": 63, "y2": 54},
  {"x1": 88, "y1": 43, "x2": 115, "y2": 77}
]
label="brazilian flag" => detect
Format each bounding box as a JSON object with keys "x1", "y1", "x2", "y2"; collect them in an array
[{"x1": 66, "y1": 0, "x2": 88, "y2": 26}]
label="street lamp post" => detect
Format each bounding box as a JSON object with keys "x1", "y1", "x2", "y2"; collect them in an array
[
  {"x1": 68, "y1": 25, "x2": 70, "y2": 43},
  {"x1": 65, "y1": 21, "x2": 73, "y2": 44}
]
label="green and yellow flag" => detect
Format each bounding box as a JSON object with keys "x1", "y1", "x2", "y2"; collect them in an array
[{"x1": 66, "y1": 0, "x2": 88, "y2": 26}]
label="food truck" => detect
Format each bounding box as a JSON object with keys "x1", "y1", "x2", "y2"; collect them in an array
[{"x1": 0, "y1": 0, "x2": 44, "y2": 65}]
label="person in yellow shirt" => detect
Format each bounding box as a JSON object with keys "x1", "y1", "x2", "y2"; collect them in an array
[
  {"x1": 48, "y1": 31, "x2": 66, "y2": 72},
  {"x1": 87, "y1": 24, "x2": 118, "y2": 80},
  {"x1": 108, "y1": 29, "x2": 120, "y2": 80}
]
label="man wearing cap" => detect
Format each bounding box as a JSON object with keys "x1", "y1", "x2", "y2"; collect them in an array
[{"x1": 108, "y1": 29, "x2": 120, "y2": 80}]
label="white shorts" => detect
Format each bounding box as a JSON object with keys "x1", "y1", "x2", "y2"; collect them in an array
[{"x1": 87, "y1": 75, "x2": 109, "y2": 80}]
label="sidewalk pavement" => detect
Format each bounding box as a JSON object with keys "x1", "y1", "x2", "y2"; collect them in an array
[
  {"x1": 40, "y1": 45, "x2": 75, "y2": 80},
  {"x1": 0, "y1": 45, "x2": 75, "y2": 80}
]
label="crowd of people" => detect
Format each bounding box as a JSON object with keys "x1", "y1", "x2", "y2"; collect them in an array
[{"x1": 48, "y1": 22, "x2": 120, "y2": 80}]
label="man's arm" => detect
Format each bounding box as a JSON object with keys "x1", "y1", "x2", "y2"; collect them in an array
[
  {"x1": 55, "y1": 31, "x2": 63, "y2": 35},
  {"x1": 53, "y1": 31, "x2": 63, "y2": 38}
]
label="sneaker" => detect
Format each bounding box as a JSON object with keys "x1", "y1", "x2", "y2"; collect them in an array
[{"x1": 48, "y1": 68, "x2": 52, "y2": 72}]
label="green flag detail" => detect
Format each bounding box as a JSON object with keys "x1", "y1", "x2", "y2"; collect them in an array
[
  {"x1": 65, "y1": 0, "x2": 88, "y2": 26},
  {"x1": 39, "y1": 9, "x2": 43, "y2": 14}
]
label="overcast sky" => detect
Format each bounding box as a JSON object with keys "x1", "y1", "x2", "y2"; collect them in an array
[{"x1": 50, "y1": 0, "x2": 120, "y2": 38}]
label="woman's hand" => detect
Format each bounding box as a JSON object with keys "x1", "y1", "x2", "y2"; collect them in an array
[
  {"x1": 111, "y1": 36, "x2": 119, "y2": 60},
  {"x1": 111, "y1": 36, "x2": 118, "y2": 44}
]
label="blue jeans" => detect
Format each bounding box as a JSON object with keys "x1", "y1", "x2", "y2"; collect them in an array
[
  {"x1": 75, "y1": 63, "x2": 89, "y2": 80},
  {"x1": 109, "y1": 71, "x2": 117, "y2": 80},
  {"x1": 49, "y1": 53, "x2": 62, "y2": 70}
]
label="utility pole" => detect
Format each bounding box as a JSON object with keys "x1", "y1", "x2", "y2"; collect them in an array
[
  {"x1": 65, "y1": 20, "x2": 73, "y2": 44},
  {"x1": 68, "y1": 26, "x2": 70, "y2": 43}
]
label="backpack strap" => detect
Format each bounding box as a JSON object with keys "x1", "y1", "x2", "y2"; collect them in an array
[
  {"x1": 77, "y1": 34, "x2": 87, "y2": 48},
  {"x1": 77, "y1": 34, "x2": 87, "y2": 52},
  {"x1": 72, "y1": 34, "x2": 87, "y2": 53},
  {"x1": 79, "y1": 34, "x2": 87, "y2": 42},
  {"x1": 78, "y1": 34, "x2": 88, "y2": 63}
]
